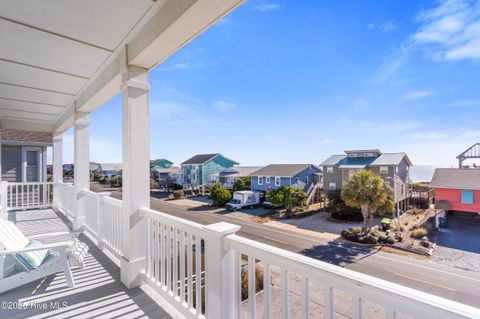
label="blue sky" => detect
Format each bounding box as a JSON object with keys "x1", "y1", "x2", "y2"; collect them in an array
[{"x1": 63, "y1": 0, "x2": 480, "y2": 167}]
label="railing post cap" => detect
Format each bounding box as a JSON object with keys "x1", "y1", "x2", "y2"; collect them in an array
[{"x1": 204, "y1": 222, "x2": 240, "y2": 236}]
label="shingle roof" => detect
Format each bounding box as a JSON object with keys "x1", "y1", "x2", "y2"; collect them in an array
[
  {"x1": 320, "y1": 155, "x2": 346, "y2": 166},
  {"x1": 430, "y1": 168, "x2": 480, "y2": 190},
  {"x1": 181, "y1": 153, "x2": 220, "y2": 164},
  {"x1": 320, "y1": 153, "x2": 412, "y2": 167},
  {"x1": 249, "y1": 164, "x2": 321, "y2": 177},
  {"x1": 99, "y1": 163, "x2": 122, "y2": 171},
  {"x1": 181, "y1": 153, "x2": 239, "y2": 165},
  {"x1": 370, "y1": 153, "x2": 412, "y2": 166},
  {"x1": 1, "y1": 129, "x2": 52, "y2": 144},
  {"x1": 220, "y1": 166, "x2": 263, "y2": 177}
]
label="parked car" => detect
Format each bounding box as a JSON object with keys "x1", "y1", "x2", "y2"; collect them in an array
[
  {"x1": 262, "y1": 201, "x2": 283, "y2": 209},
  {"x1": 225, "y1": 191, "x2": 260, "y2": 211}
]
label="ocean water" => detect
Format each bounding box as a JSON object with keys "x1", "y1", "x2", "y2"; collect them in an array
[{"x1": 409, "y1": 165, "x2": 440, "y2": 182}]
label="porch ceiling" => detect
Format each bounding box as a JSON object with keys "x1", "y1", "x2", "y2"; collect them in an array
[{"x1": 0, "y1": 0, "x2": 243, "y2": 133}]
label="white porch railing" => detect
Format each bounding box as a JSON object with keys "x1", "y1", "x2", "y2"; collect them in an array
[
  {"x1": 51, "y1": 182, "x2": 480, "y2": 319},
  {"x1": 56, "y1": 182, "x2": 75, "y2": 219},
  {"x1": 1, "y1": 181, "x2": 53, "y2": 212}
]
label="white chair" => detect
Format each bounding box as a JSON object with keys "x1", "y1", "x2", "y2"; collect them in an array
[{"x1": 0, "y1": 219, "x2": 88, "y2": 293}]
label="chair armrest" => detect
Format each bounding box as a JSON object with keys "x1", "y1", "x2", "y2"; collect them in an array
[
  {"x1": 28, "y1": 230, "x2": 82, "y2": 240},
  {"x1": 0, "y1": 241, "x2": 74, "y2": 255}
]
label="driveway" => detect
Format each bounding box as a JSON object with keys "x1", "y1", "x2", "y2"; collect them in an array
[{"x1": 432, "y1": 212, "x2": 480, "y2": 272}]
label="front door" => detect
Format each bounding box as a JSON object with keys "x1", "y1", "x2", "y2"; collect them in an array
[{"x1": 23, "y1": 147, "x2": 42, "y2": 182}]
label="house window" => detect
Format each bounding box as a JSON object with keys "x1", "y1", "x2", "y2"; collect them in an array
[
  {"x1": 461, "y1": 190, "x2": 474, "y2": 204},
  {"x1": 329, "y1": 182, "x2": 336, "y2": 190},
  {"x1": 305, "y1": 176, "x2": 308, "y2": 184},
  {"x1": 327, "y1": 166, "x2": 333, "y2": 173},
  {"x1": 294, "y1": 177, "x2": 299, "y2": 184},
  {"x1": 275, "y1": 177, "x2": 281, "y2": 186},
  {"x1": 396, "y1": 166, "x2": 399, "y2": 174},
  {"x1": 348, "y1": 153, "x2": 357, "y2": 158},
  {"x1": 258, "y1": 177, "x2": 263, "y2": 185},
  {"x1": 26, "y1": 151, "x2": 39, "y2": 182},
  {"x1": 266, "y1": 177, "x2": 271, "y2": 183},
  {"x1": 364, "y1": 153, "x2": 373, "y2": 157},
  {"x1": 380, "y1": 166, "x2": 388, "y2": 174}
]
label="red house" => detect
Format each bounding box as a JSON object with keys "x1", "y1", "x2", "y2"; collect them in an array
[{"x1": 430, "y1": 168, "x2": 480, "y2": 213}]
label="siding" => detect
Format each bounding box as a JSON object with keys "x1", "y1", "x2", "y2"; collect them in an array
[
  {"x1": 2, "y1": 145, "x2": 22, "y2": 182},
  {"x1": 435, "y1": 188, "x2": 480, "y2": 213},
  {"x1": 252, "y1": 166, "x2": 321, "y2": 192},
  {"x1": 202, "y1": 155, "x2": 236, "y2": 185}
]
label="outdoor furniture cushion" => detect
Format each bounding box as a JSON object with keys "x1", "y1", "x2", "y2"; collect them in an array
[{"x1": 16, "y1": 240, "x2": 50, "y2": 270}]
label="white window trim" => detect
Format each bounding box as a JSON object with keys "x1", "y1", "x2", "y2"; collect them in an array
[
  {"x1": 275, "y1": 177, "x2": 281, "y2": 186},
  {"x1": 265, "y1": 176, "x2": 271, "y2": 183},
  {"x1": 305, "y1": 176, "x2": 308, "y2": 184},
  {"x1": 380, "y1": 166, "x2": 389, "y2": 174},
  {"x1": 22, "y1": 146, "x2": 43, "y2": 182},
  {"x1": 258, "y1": 176, "x2": 263, "y2": 185},
  {"x1": 294, "y1": 177, "x2": 299, "y2": 184},
  {"x1": 329, "y1": 182, "x2": 336, "y2": 190},
  {"x1": 348, "y1": 153, "x2": 357, "y2": 158},
  {"x1": 327, "y1": 166, "x2": 333, "y2": 173},
  {"x1": 364, "y1": 153, "x2": 373, "y2": 157}
]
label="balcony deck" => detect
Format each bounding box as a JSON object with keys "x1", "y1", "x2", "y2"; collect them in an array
[{"x1": 0, "y1": 209, "x2": 172, "y2": 319}]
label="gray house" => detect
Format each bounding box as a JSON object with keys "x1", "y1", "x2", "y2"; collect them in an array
[
  {"x1": 1, "y1": 129, "x2": 51, "y2": 183},
  {"x1": 321, "y1": 149, "x2": 412, "y2": 209}
]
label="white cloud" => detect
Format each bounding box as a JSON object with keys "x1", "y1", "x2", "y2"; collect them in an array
[
  {"x1": 448, "y1": 99, "x2": 479, "y2": 107},
  {"x1": 214, "y1": 100, "x2": 236, "y2": 112},
  {"x1": 156, "y1": 62, "x2": 217, "y2": 71},
  {"x1": 413, "y1": 0, "x2": 480, "y2": 62},
  {"x1": 254, "y1": 3, "x2": 282, "y2": 12},
  {"x1": 401, "y1": 89, "x2": 434, "y2": 100},
  {"x1": 412, "y1": 132, "x2": 448, "y2": 140},
  {"x1": 368, "y1": 21, "x2": 397, "y2": 32},
  {"x1": 460, "y1": 130, "x2": 480, "y2": 138},
  {"x1": 380, "y1": 21, "x2": 397, "y2": 32},
  {"x1": 371, "y1": 44, "x2": 411, "y2": 83},
  {"x1": 355, "y1": 99, "x2": 370, "y2": 106}
]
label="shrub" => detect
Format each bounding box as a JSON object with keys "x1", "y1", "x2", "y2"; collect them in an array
[
  {"x1": 210, "y1": 184, "x2": 231, "y2": 207},
  {"x1": 150, "y1": 178, "x2": 158, "y2": 189},
  {"x1": 390, "y1": 218, "x2": 405, "y2": 232},
  {"x1": 368, "y1": 226, "x2": 381, "y2": 237},
  {"x1": 233, "y1": 177, "x2": 251, "y2": 192},
  {"x1": 386, "y1": 237, "x2": 395, "y2": 245},
  {"x1": 173, "y1": 190, "x2": 184, "y2": 199},
  {"x1": 267, "y1": 185, "x2": 307, "y2": 214},
  {"x1": 341, "y1": 230, "x2": 359, "y2": 242},
  {"x1": 93, "y1": 173, "x2": 102, "y2": 181},
  {"x1": 410, "y1": 227, "x2": 428, "y2": 239},
  {"x1": 241, "y1": 264, "x2": 264, "y2": 301},
  {"x1": 358, "y1": 235, "x2": 377, "y2": 245},
  {"x1": 348, "y1": 227, "x2": 363, "y2": 234}
]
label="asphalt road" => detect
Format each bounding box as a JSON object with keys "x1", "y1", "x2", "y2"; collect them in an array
[{"x1": 91, "y1": 184, "x2": 480, "y2": 308}]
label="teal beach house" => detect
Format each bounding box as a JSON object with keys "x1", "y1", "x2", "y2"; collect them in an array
[{"x1": 181, "y1": 153, "x2": 239, "y2": 189}]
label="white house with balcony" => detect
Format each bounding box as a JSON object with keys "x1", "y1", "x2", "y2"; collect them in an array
[{"x1": 0, "y1": 1, "x2": 478, "y2": 319}]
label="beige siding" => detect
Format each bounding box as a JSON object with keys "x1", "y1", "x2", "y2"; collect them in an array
[{"x1": 2, "y1": 145, "x2": 22, "y2": 182}]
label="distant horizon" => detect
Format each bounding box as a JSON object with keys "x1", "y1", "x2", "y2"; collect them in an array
[{"x1": 57, "y1": 1, "x2": 479, "y2": 170}]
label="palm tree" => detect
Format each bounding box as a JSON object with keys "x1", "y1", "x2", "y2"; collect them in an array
[{"x1": 341, "y1": 170, "x2": 393, "y2": 234}]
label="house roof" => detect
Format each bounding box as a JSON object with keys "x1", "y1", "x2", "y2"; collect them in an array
[
  {"x1": 150, "y1": 159, "x2": 173, "y2": 165},
  {"x1": 99, "y1": 163, "x2": 122, "y2": 171},
  {"x1": 345, "y1": 149, "x2": 381, "y2": 155},
  {"x1": 0, "y1": 129, "x2": 52, "y2": 144},
  {"x1": 320, "y1": 152, "x2": 412, "y2": 167},
  {"x1": 219, "y1": 166, "x2": 263, "y2": 177},
  {"x1": 370, "y1": 153, "x2": 412, "y2": 166},
  {"x1": 153, "y1": 167, "x2": 180, "y2": 174},
  {"x1": 249, "y1": 164, "x2": 321, "y2": 177},
  {"x1": 337, "y1": 157, "x2": 376, "y2": 169},
  {"x1": 430, "y1": 168, "x2": 480, "y2": 190},
  {"x1": 181, "y1": 153, "x2": 239, "y2": 165}
]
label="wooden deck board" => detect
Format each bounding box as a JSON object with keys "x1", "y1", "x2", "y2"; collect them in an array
[{"x1": 1, "y1": 209, "x2": 172, "y2": 319}]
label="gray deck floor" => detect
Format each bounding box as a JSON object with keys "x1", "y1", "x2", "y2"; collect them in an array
[{"x1": 1, "y1": 209, "x2": 172, "y2": 319}]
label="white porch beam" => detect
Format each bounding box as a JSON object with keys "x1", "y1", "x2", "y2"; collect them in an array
[
  {"x1": 120, "y1": 65, "x2": 150, "y2": 288},
  {"x1": 73, "y1": 112, "x2": 90, "y2": 229},
  {"x1": 52, "y1": 133, "x2": 63, "y2": 207}
]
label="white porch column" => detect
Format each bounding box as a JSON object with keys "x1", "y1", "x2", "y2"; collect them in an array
[
  {"x1": 73, "y1": 112, "x2": 90, "y2": 229},
  {"x1": 52, "y1": 134, "x2": 63, "y2": 207},
  {"x1": 120, "y1": 65, "x2": 150, "y2": 288}
]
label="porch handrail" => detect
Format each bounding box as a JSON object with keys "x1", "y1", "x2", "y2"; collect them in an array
[
  {"x1": 224, "y1": 234, "x2": 479, "y2": 319},
  {"x1": 1, "y1": 181, "x2": 54, "y2": 212}
]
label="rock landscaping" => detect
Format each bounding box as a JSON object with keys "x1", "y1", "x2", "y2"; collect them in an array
[{"x1": 340, "y1": 208, "x2": 437, "y2": 255}]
